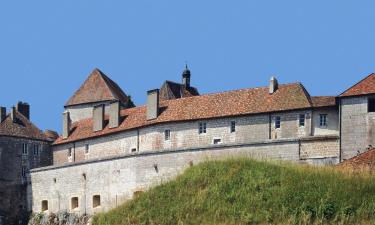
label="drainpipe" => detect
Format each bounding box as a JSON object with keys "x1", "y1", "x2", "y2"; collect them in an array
[
  {"x1": 339, "y1": 98, "x2": 342, "y2": 162},
  {"x1": 268, "y1": 114, "x2": 272, "y2": 139},
  {"x1": 137, "y1": 129, "x2": 140, "y2": 152}
]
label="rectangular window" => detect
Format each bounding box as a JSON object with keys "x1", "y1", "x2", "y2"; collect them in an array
[
  {"x1": 198, "y1": 122, "x2": 207, "y2": 134},
  {"x1": 85, "y1": 144, "x2": 89, "y2": 154},
  {"x1": 22, "y1": 143, "x2": 28, "y2": 155},
  {"x1": 164, "y1": 129, "x2": 171, "y2": 141},
  {"x1": 213, "y1": 138, "x2": 222, "y2": 145},
  {"x1": 320, "y1": 114, "x2": 327, "y2": 126},
  {"x1": 33, "y1": 144, "x2": 39, "y2": 156},
  {"x1": 299, "y1": 114, "x2": 305, "y2": 127},
  {"x1": 22, "y1": 166, "x2": 27, "y2": 178},
  {"x1": 93, "y1": 195, "x2": 101, "y2": 208},
  {"x1": 275, "y1": 116, "x2": 281, "y2": 129},
  {"x1": 230, "y1": 121, "x2": 236, "y2": 133},
  {"x1": 131, "y1": 148, "x2": 137, "y2": 153},
  {"x1": 71, "y1": 197, "x2": 79, "y2": 210},
  {"x1": 41, "y1": 200, "x2": 48, "y2": 212},
  {"x1": 369, "y1": 98, "x2": 375, "y2": 112},
  {"x1": 68, "y1": 148, "x2": 72, "y2": 157}
]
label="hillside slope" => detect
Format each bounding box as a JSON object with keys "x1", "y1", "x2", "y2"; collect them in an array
[{"x1": 93, "y1": 159, "x2": 375, "y2": 225}]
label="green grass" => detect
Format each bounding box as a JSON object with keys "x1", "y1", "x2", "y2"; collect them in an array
[{"x1": 93, "y1": 159, "x2": 375, "y2": 225}]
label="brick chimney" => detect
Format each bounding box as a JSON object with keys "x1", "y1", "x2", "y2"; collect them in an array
[
  {"x1": 0, "y1": 107, "x2": 6, "y2": 122},
  {"x1": 147, "y1": 89, "x2": 159, "y2": 120},
  {"x1": 16, "y1": 101, "x2": 30, "y2": 120},
  {"x1": 269, "y1": 76, "x2": 278, "y2": 94},
  {"x1": 93, "y1": 104, "x2": 105, "y2": 132},
  {"x1": 62, "y1": 112, "x2": 71, "y2": 139},
  {"x1": 109, "y1": 100, "x2": 120, "y2": 128}
]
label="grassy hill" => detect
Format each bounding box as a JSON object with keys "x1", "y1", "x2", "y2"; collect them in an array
[{"x1": 93, "y1": 159, "x2": 375, "y2": 225}]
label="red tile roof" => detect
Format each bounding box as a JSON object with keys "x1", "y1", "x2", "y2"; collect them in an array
[
  {"x1": 65, "y1": 68, "x2": 129, "y2": 106},
  {"x1": 54, "y1": 83, "x2": 316, "y2": 145},
  {"x1": 0, "y1": 111, "x2": 50, "y2": 141},
  {"x1": 338, "y1": 148, "x2": 375, "y2": 171},
  {"x1": 159, "y1": 81, "x2": 199, "y2": 101},
  {"x1": 311, "y1": 96, "x2": 337, "y2": 108},
  {"x1": 340, "y1": 73, "x2": 375, "y2": 97}
]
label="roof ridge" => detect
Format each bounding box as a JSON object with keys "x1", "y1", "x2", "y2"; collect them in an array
[{"x1": 339, "y1": 73, "x2": 375, "y2": 97}]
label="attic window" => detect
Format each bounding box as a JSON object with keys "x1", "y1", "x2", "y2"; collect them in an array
[
  {"x1": 368, "y1": 98, "x2": 375, "y2": 112},
  {"x1": 230, "y1": 121, "x2": 236, "y2": 133},
  {"x1": 275, "y1": 116, "x2": 281, "y2": 129},
  {"x1": 198, "y1": 122, "x2": 207, "y2": 134},
  {"x1": 164, "y1": 129, "x2": 171, "y2": 141}
]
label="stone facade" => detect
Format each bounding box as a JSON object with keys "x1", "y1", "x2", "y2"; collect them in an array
[{"x1": 65, "y1": 102, "x2": 111, "y2": 123}]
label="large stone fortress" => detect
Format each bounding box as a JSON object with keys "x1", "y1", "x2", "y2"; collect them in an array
[{"x1": 1, "y1": 67, "x2": 375, "y2": 224}]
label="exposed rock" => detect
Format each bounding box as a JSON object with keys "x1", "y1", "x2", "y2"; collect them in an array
[{"x1": 28, "y1": 211, "x2": 91, "y2": 225}]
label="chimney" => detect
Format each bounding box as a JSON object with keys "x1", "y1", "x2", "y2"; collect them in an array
[
  {"x1": 109, "y1": 100, "x2": 120, "y2": 128},
  {"x1": 16, "y1": 101, "x2": 30, "y2": 120},
  {"x1": 93, "y1": 104, "x2": 105, "y2": 132},
  {"x1": 62, "y1": 112, "x2": 71, "y2": 139},
  {"x1": 10, "y1": 106, "x2": 16, "y2": 122},
  {"x1": 0, "y1": 107, "x2": 6, "y2": 122},
  {"x1": 147, "y1": 89, "x2": 159, "y2": 120},
  {"x1": 269, "y1": 76, "x2": 278, "y2": 94},
  {"x1": 182, "y1": 65, "x2": 191, "y2": 88}
]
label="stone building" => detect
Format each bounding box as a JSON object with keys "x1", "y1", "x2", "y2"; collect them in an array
[
  {"x1": 29, "y1": 68, "x2": 345, "y2": 216},
  {"x1": 0, "y1": 102, "x2": 57, "y2": 225}
]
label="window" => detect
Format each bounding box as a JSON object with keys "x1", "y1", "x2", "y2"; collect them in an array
[
  {"x1": 85, "y1": 144, "x2": 89, "y2": 154},
  {"x1": 41, "y1": 200, "x2": 48, "y2": 212},
  {"x1": 275, "y1": 116, "x2": 281, "y2": 129},
  {"x1": 299, "y1": 114, "x2": 305, "y2": 127},
  {"x1": 93, "y1": 195, "x2": 101, "y2": 208},
  {"x1": 33, "y1": 144, "x2": 39, "y2": 156},
  {"x1": 68, "y1": 148, "x2": 72, "y2": 157},
  {"x1": 199, "y1": 122, "x2": 207, "y2": 134},
  {"x1": 71, "y1": 197, "x2": 79, "y2": 210},
  {"x1": 369, "y1": 98, "x2": 375, "y2": 112},
  {"x1": 213, "y1": 138, "x2": 222, "y2": 145},
  {"x1": 22, "y1": 143, "x2": 28, "y2": 155},
  {"x1": 230, "y1": 121, "x2": 236, "y2": 133},
  {"x1": 22, "y1": 166, "x2": 27, "y2": 178},
  {"x1": 131, "y1": 148, "x2": 137, "y2": 153},
  {"x1": 164, "y1": 129, "x2": 171, "y2": 141},
  {"x1": 320, "y1": 114, "x2": 327, "y2": 126}
]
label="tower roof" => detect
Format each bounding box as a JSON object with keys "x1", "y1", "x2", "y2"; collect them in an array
[
  {"x1": 65, "y1": 68, "x2": 129, "y2": 107},
  {"x1": 340, "y1": 73, "x2": 375, "y2": 97}
]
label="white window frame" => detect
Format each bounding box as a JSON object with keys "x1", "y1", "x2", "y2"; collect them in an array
[
  {"x1": 299, "y1": 114, "x2": 305, "y2": 127},
  {"x1": 275, "y1": 116, "x2": 281, "y2": 129},
  {"x1": 22, "y1": 143, "x2": 28, "y2": 155},
  {"x1": 319, "y1": 114, "x2": 327, "y2": 127},
  {"x1": 164, "y1": 129, "x2": 171, "y2": 141}
]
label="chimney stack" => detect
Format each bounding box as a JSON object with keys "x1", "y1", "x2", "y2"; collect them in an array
[
  {"x1": 93, "y1": 104, "x2": 105, "y2": 132},
  {"x1": 62, "y1": 112, "x2": 71, "y2": 139},
  {"x1": 269, "y1": 76, "x2": 278, "y2": 94},
  {"x1": 109, "y1": 100, "x2": 120, "y2": 128},
  {"x1": 16, "y1": 101, "x2": 30, "y2": 120},
  {"x1": 147, "y1": 89, "x2": 159, "y2": 120},
  {"x1": 0, "y1": 107, "x2": 6, "y2": 122},
  {"x1": 10, "y1": 106, "x2": 16, "y2": 122},
  {"x1": 182, "y1": 65, "x2": 191, "y2": 88}
]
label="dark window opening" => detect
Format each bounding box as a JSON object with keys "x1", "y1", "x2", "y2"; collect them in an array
[
  {"x1": 85, "y1": 144, "x2": 89, "y2": 154},
  {"x1": 230, "y1": 121, "x2": 236, "y2": 133},
  {"x1": 71, "y1": 197, "x2": 79, "y2": 210},
  {"x1": 164, "y1": 129, "x2": 171, "y2": 141},
  {"x1": 213, "y1": 138, "x2": 222, "y2": 145},
  {"x1": 299, "y1": 114, "x2": 305, "y2": 127},
  {"x1": 320, "y1": 114, "x2": 327, "y2": 126},
  {"x1": 369, "y1": 98, "x2": 375, "y2": 112},
  {"x1": 93, "y1": 195, "x2": 101, "y2": 208},
  {"x1": 275, "y1": 116, "x2": 281, "y2": 129},
  {"x1": 199, "y1": 122, "x2": 207, "y2": 134},
  {"x1": 41, "y1": 200, "x2": 48, "y2": 212}
]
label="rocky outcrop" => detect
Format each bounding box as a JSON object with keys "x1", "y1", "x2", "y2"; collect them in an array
[{"x1": 28, "y1": 212, "x2": 91, "y2": 225}]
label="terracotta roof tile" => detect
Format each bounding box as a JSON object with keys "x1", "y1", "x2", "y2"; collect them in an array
[
  {"x1": 0, "y1": 111, "x2": 49, "y2": 141},
  {"x1": 311, "y1": 96, "x2": 337, "y2": 107},
  {"x1": 340, "y1": 73, "x2": 375, "y2": 97},
  {"x1": 54, "y1": 83, "x2": 313, "y2": 145},
  {"x1": 338, "y1": 148, "x2": 375, "y2": 171},
  {"x1": 65, "y1": 68, "x2": 129, "y2": 106}
]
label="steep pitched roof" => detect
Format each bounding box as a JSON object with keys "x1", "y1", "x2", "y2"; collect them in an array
[
  {"x1": 54, "y1": 82, "x2": 313, "y2": 145},
  {"x1": 311, "y1": 96, "x2": 337, "y2": 108},
  {"x1": 159, "y1": 81, "x2": 199, "y2": 101},
  {"x1": 340, "y1": 73, "x2": 375, "y2": 97},
  {"x1": 0, "y1": 111, "x2": 49, "y2": 141},
  {"x1": 65, "y1": 68, "x2": 129, "y2": 107}
]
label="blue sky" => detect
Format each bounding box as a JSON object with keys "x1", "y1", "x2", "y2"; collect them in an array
[{"x1": 0, "y1": 1, "x2": 374, "y2": 132}]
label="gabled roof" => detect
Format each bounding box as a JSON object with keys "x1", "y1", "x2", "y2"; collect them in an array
[
  {"x1": 0, "y1": 111, "x2": 49, "y2": 141},
  {"x1": 311, "y1": 96, "x2": 337, "y2": 108},
  {"x1": 340, "y1": 73, "x2": 375, "y2": 97},
  {"x1": 65, "y1": 68, "x2": 129, "y2": 107},
  {"x1": 54, "y1": 82, "x2": 313, "y2": 145},
  {"x1": 159, "y1": 80, "x2": 199, "y2": 101}
]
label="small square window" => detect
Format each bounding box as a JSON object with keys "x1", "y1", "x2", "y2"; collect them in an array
[
  {"x1": 93, "y1": 195, "x2": 101, "y2": 208},
  {"x1": 369, "y1": 98, "x2": 375, "y2": 112},
  {"x1": 320, "y1": 114, "x2": 327, "y2": 126},
  {"x1": 71, "y1": 197, "x2": 79, "y2": 210},
  {"x1": 131, "y1": 148, "x2": 137, "y2": 153},
  {"x1": 164, "y1": 129, "x2": 171, "y2": 141},
  {"x1": 275, "y1": 116, "x2": 281, "y2": 129},
  {"x1": 299, "y1": 114, "x2": 305, "y2": 127},
  {"x1": 22, "y1": 143, "x2": 28, "y2": 155},
  {"x1": 230, "y1": 121, "x2": 236, "y2": 133},
  {"x1": 199, "y1": 122, "x2": 207, "y2": 134},
  {"x1": 85, "y1": 144, "x2": 89, "y2": 154}
]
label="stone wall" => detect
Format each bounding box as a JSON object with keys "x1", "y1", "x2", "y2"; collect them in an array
[
  {"x1": 65, "y1": 102, "x2": 111, "y2": 123},
  {"x1": 0, "y1": 136, "x2": 51, "y2": 225},
  {"x1": 340, "y1": 96, "x2": 375, "y2": 160},
  {"x1": 30, "y1": 136, "x2": 339, "y2": 216},
  {"x1": 53, "y1": 109, "x2": 338, "y2": 166}
]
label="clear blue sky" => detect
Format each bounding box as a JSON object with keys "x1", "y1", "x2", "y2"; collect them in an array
[{"x1": 1, "y1": 1, "x2": 374, "y2": 132}]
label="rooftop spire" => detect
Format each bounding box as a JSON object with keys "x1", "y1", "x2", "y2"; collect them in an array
[{"x1": 182, "y1": 63, "x2": 191, "y2": 88}]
